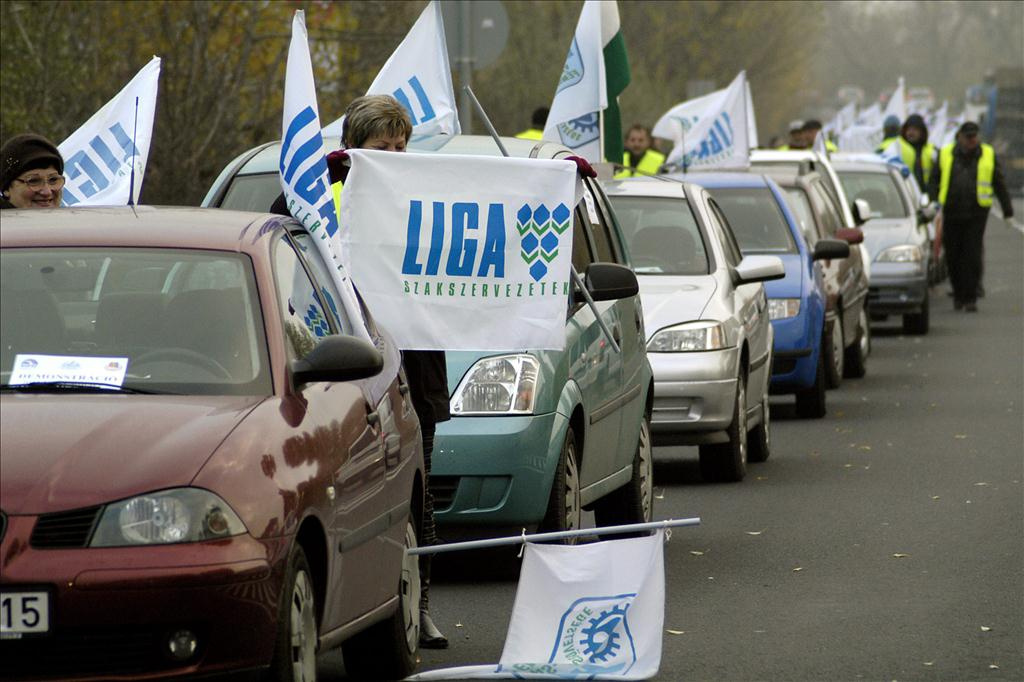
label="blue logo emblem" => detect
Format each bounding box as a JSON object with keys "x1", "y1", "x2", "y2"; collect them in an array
[
  {"x1": 303, "y1": 304, "x2": 330, "y2": 338},
  {"x1": 556, "y1": 39, "x2": 585, "y2": 94},
  {"x1": 547, "y1": 594, "x2": 638, "y2": 674},
  {"x1": 557, "y1": 112, "x2": 600, "y2": 150},
  {"x1": 517, "y1": 203, "x2": 570, "y2": 282},
  {"x1": 20, "y1": 358, "x2": 38, "y2": 369}
]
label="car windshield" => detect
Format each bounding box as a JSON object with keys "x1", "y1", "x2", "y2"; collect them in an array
[
  {"x1": 707, "y1": 188, "x2": 797, "y2": 254},
  {"x1": 1, "y1": 248, "x2": 271, "y2": 395},
  {"x1": 220, "y1": 173, "x2": 281, "y2": 212},
  {"x1": 838, "y1": 171, "x2": 909, "y2": 220},
  {"x1": 607, "y1": 196, "x2": 710, "y2": 275}
]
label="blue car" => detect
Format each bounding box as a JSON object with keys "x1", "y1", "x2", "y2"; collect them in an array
[{"x1": 684, "y1": 173, "x2": 850, "y2": 418}]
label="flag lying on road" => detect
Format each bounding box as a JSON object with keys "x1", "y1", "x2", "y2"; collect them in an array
[
  {"x1": 58, "y1": 57, "x2": 160, "y2": 206},
  {"x1": 321, "y1": 1, "x2": 459, "y2": 139},
  {"x1": 280, "y1": 10, "x2": 370, "y2": 343},
  {"x1": 407, "y1": 531, "x2": 666, "y2": 680},
  {"x1": 652, "y1": 71, "x2": 752, "y2": 170},
  {"x1": 542, "y1": 0, "x2": 630, "y2": 163},
  {"x1": 339, "y1": 150, "x2": 579, "y2": 351}
]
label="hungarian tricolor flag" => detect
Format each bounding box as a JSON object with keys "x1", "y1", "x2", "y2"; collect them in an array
[{"x1": 542, "y1": 1, "x2": 631, "y2": 164}]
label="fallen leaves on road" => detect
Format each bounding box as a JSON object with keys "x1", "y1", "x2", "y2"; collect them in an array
[
  {"x1": 990, "y1": 664, "x2": 1000, "y2": 670},
  {"x1": 666, "y1": 629, "x2": 686, "y2": 635},
  {"x1": 654, "y1": 488, "x2": 665, "y2": 500},
  {"x1": 923, "y1": 662, "x2": 935, "y2": 667},
  {"x1": 892, "y1": 553, "x2": 911, "y2": 559},
  {"x1": 974, "y1": 482, "x2": 989, "y2": 486},
  {"x1": 745, "y1": 530, "x2": 763, "y2": 536},
  {"x1": 931, "y1": 495, "x2": 941, "y2": 500},
  {"x1": 455, "y1": 622, "x2": 463, "y2": 628},
  {"x1": 689, "y1": 550, "x2": 705, "y2": 556},
  {"x1": 980, "y1": 626, "x2": 992, "y2": 632},
  {"x1": 955, "y1": 434, "x2": 968, "y2": 439},
  {"x1": 792, "y1": 567, "x2": 804, "y2": 572}
]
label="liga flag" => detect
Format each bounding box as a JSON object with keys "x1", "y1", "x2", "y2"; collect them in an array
[
  {"x1": 321, "y1": 1, "x2": 459, "y2": 139},
  {"x1": 280, "y1": 10, "x2": 371, "y2": 344},
  {"x1": 339, "y1": 150, "x2": 579, "y2": 351},
  {"x1": 407, "y1": 531, "x2": 666, "y2": 680},
  {"x1": 652, "y1": 71, "x2": 752, "y2": 170},
  {"x1": 58, "y1": 57, "x2": 161, "y2": 206},
  {"x1": 542, "y1": 0, "x2": 630, "y2": 164}
]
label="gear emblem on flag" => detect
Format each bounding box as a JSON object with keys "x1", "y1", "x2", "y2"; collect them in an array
[{"x1": 548, "y1": 594, "x2": 638, "y2": 674}]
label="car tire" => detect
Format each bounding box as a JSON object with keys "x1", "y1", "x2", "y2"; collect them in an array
[
  {"x1": 903, "y1": 294, "x2": 930, "y2": 335},
  {"x1": 844, "y1": 306, "x2": 870, "y2": 378},
  {"x1": 795, "y1": 341, "x2": 827, "y2": 419},
  {"x1": 825, "y1": 316, "x2": 844, "y2": 389},
  {"x1": 539, "y1": 426, "x2": 582, "y2": 543},
  {"x1": 748, "y1": 393, "x2": 771, "y2": 463},
  {"x1": 342, "y1": 520, "x2": 419, "y2": 680},
  {"x1": 698, "y1": 373, "x2": 747, "y2": 482},
  {"x1": 594, "y1": 415, "x2": 654, "y2": 531},
  {"x1": 267, "y1": 544, "x2": 318, "y2": 682}
]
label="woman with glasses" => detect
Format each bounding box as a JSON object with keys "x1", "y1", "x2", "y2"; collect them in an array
[{"x1": 1, "y1": 134, "x2": 65, "y2": 209}]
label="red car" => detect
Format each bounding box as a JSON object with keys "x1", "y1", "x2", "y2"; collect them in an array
[{"x1": 0, "y1": 207, "x2": 425, "y2": 680}]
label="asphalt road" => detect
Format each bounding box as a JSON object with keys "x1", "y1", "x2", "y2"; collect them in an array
[{"x1": 324, "y1": 208, "x2": 1023, "y2": 681}]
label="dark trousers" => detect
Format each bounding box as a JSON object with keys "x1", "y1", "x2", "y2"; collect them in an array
[
  {"x1": 419, "y1": 423, "x2": 437, "y2": 613},
  {"x1": 942, "y1": 212, "x2": 988, "y2": 305}
]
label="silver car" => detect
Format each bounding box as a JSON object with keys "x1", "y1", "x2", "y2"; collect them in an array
[
  {"x1": 605, "y1": 178, "x2": 784, "y2": 482},
  {"x1": 831, "y1": 154, "x2": 933, "y2": 334}
]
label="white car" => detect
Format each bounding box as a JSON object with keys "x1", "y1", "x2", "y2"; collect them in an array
[{"x1": 605, "y1": 178, "x2": 784, "y2": 482}]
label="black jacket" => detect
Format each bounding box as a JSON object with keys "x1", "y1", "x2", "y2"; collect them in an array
[{"x1": 929, "y1": 144, "x2": 1015, "y2": 219}]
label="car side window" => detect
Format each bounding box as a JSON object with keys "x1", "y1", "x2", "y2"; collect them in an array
[
  {"x1": 273, "y1": 236, "x2": 334, "y2": 361},
  {"x1": 783, "y1": 187, "x2": 819, "y2": 245},
  {"x1": 809, "y1": 183, "x2": 841, "y2": 237},
  {"x1": 292, "y1": 232, "x2": 358, "y2": 336},
  {"x1": 572, "y1": 205, "x2": 595, "y2": 273},
  {"x1": 707, "y1": 199, "x2": 742, "y2": 268},
  {"x1": 585, "y1": 180, "x2": 624, "y2": 263}
]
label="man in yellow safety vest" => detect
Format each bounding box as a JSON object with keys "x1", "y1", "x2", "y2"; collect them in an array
[
  {"x1": 615, "y1": 124, "x2": 665, "y2": 178},
  {"x1": 515, "y1": 107, "x2": 548, "y2": 140},
  {"x1": 900, "y1": 114, "x2": 936, "y2": 196},
  {"x1": 928, "y1": 121, "x2": 1014, "y2": 312}
]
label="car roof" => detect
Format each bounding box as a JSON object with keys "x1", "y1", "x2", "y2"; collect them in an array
[
  {"x1": 0, "y1": 206, "x2": 281, "y2": 253},
  {"x1": 602, "y1": 176, "x2": 691, "y2": 199},
  {"x1": 750, "y1": 149, "x2": 829, "y2": 163},
  {"x1": 673, "y1": 171, "x2": 771, "y2": 190},
  {"x1": 829, "y1": 156, "x2": 895, "y2": 173}
]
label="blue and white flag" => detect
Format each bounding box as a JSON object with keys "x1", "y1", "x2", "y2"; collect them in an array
[
  {"x1": 652, "y1": 71, "x2": 752, "y2": 170},
  {"x1": 407, "y1": 531, "x2": 666, "y2": 680},
  {"x1": 339, "y1": 150, "x2": 579, "y2": 351},
  {"x1": 58, "y1": 57, "x2": 160, "y2": 206},
  {"x1": 883, "y1": 76, "x2": 907, "y2": 123},
  {"x1": 321, "y1": 1, "x2": 459, "y2": 139},
  {"x1": 280, "y1": 10, "x2": 370, "y2": 343}
]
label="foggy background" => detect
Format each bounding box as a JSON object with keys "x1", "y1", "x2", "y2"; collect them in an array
[{"x1": 1, "y1": 0, "x2": 1021, "y2": 204}]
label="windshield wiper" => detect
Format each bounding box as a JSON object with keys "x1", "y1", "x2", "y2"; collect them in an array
[{"x1": 0, "y1": 381, "x2": 175, "y2": 395}]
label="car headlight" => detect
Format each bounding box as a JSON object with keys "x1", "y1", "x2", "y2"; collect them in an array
[
  {"x1": 90, "y1": 488, "x2": 247, "y2": 547},
  {"x1": 647, "y1": 321, "x2": 727, "y2": 352},
  {"x1": 876, "y1": 245, "x2": 922, "y2": 263},
  {"x1": 450, "y1": 354, "x2": 540, "y2": 415},
  {"x1": 769, "y1": 298, "x2": 801, "y2": 320}
]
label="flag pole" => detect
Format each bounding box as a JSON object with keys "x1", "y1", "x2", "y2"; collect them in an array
[
  {"x1": 407, "y1": 517, "x2": 702, "y2": 556},
  {"x1": 463, "y1": 85, "x2": 621, "y2": 354}
]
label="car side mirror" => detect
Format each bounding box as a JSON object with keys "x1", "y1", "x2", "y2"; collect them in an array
[
  {"x1": 577, "y1": 262, "x2": 639, "y2": 302},
  {"x1": 733, "y1": 255, "x2": 785, "y2": 284},
  {"x1": 917, "y1": 201, "x2": 937, "y2": 224},
  {"x1": 291, "y1": 335, "x2": 383, "y2": 386},
  {"x1": 836, "y1": 227, "x2": 865, "y2": 245},
  {"x1": 812, "y1": 238, "x2": 851, "y2": 261},
  {"x1": 852, "y1": 198, "x2": 871, "y2": 226}
]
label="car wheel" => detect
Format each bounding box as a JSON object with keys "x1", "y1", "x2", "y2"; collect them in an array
[
  {"x1": 699, "y1": 373, "x2": 747, "y2": 482},
  {"x1": 748, "y1": 393, "x2": 771, "y2": 463},
  {"x1": 540, "y1": 426, "x2": 582, "y2": 542},
  {"x1": 902, "y1": 294, "x2": 930, "y2": 335},
  {"x1": 267, "y1": 545, "x2": 318, "y2": 682},
  {"x1": 342, "y1": 520, "x2": 419, "y2": 680},
  {"x1": 825, "y1": 316, "x2": 844, "y2": 389},
  {"x1": 844, "y1": 306, "x2": 870, "y2": 378},
  {"x1": 795, "y1": 340, "x2": 827, "y2": 419},
  {"x1": 594, "y1": 415, "x2": 654, "y2": 531}
]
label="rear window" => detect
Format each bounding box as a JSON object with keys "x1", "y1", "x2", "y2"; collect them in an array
[
  {"x1": 219, "y1": 173, "x2": 281, "y2": 212},
  {"x1": 607, "y1": 196, "x2": 709, "y2": 275},
  {"x1": 838, "y1": 171, "x2": 909, "y2": 219},
  {"x1": 707, "y1": 188, "x2": 797, "y2": 254}
]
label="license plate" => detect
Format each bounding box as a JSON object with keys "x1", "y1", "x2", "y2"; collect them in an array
[{"x1": 0, "y1": 591, "x2": 50, "y2": 638}]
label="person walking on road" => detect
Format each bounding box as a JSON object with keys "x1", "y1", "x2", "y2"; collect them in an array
[
  {"x1": 515, "y1": 107, "x2": 548, "y2": 140},
  {"x1": 1, "y1": 134, "x2": 65, "y2": 209},
  {"x1": 900, "y1": 114, "x2": 937, "y2": 197},
  {"x1": 928, "y1": 121, "x2": 1014, "y2": 312},
  {"x1": 615, "y1": 124, "x2": 665, "y2": 178}
]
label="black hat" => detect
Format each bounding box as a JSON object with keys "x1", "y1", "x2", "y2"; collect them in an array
[
  {"x1": 959, "y1": 121, "x2": 980, "y2": 136},
  {"x1": 1, "y1": 134, "x2": 64, "y2": 192}
]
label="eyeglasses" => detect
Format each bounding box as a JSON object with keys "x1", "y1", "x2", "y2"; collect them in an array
[{"x1": 14, "y1": 175, "x2": 66, "y2": 191}]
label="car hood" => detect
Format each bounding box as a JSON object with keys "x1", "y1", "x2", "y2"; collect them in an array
[
  {"x1": 862, "y1": 217, "x2": 922, "y2": 256},
  {"x1": 761, "y1": 253, "x2": 804, "y2": 299},
  {"x1": 0, "y1": 394, "x2": 264, "y2": 514},
  {"x1": 639, "y1": 275, "x2": 717, "y2": 331}
]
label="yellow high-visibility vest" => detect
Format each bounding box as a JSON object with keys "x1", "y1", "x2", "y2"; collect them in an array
[
  {"x1": 332, "y1": 180, "x2": 344, "y2": 226},
  {"x1": 515, "y1": 128, "x2": 544, "y2": 140},
  {"x1": 615, "y1": 149, "x2": 665, "y2": 178},
  {"x1": 900, "y1": 140, "x2": 936, "y2": 185},
  {"x1": 938, "y1": 143, "x2": 995, "y2": 207}
]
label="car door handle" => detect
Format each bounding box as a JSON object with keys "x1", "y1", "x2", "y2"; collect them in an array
[{"x1": 367, "y1": 411, "x2": 380, "y2": 427}]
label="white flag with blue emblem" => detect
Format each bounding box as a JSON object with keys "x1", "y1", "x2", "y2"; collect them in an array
[
  {"x1": 652, "y1": 71, "x2": 751, "y2": 170},
  {"x1": 321, "y1": 1, "x2": 459, "y2": 139},
  {"x1": 280, "y1": 10, "x2": 370, "y2": 343},
  {"x1": 407, "y1": 531, "x2": 666, "y2": 680},
  {"x1": 339, "y1": 150, "x2": 578, "y2": 351},
  {"x1": 58, "y1": 57, "x2": 160, "y2": 206}
]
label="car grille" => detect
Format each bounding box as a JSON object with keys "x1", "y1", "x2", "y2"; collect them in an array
[
  {"x1": 0, "y1": 627, "x2": 185, "y2": 680},
  {"x1": 30, "y1": 506, "x2": 102, "y2": 548},
  {"x1": 431, "y1": 476, "x2": 459, "y2": 512}
]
